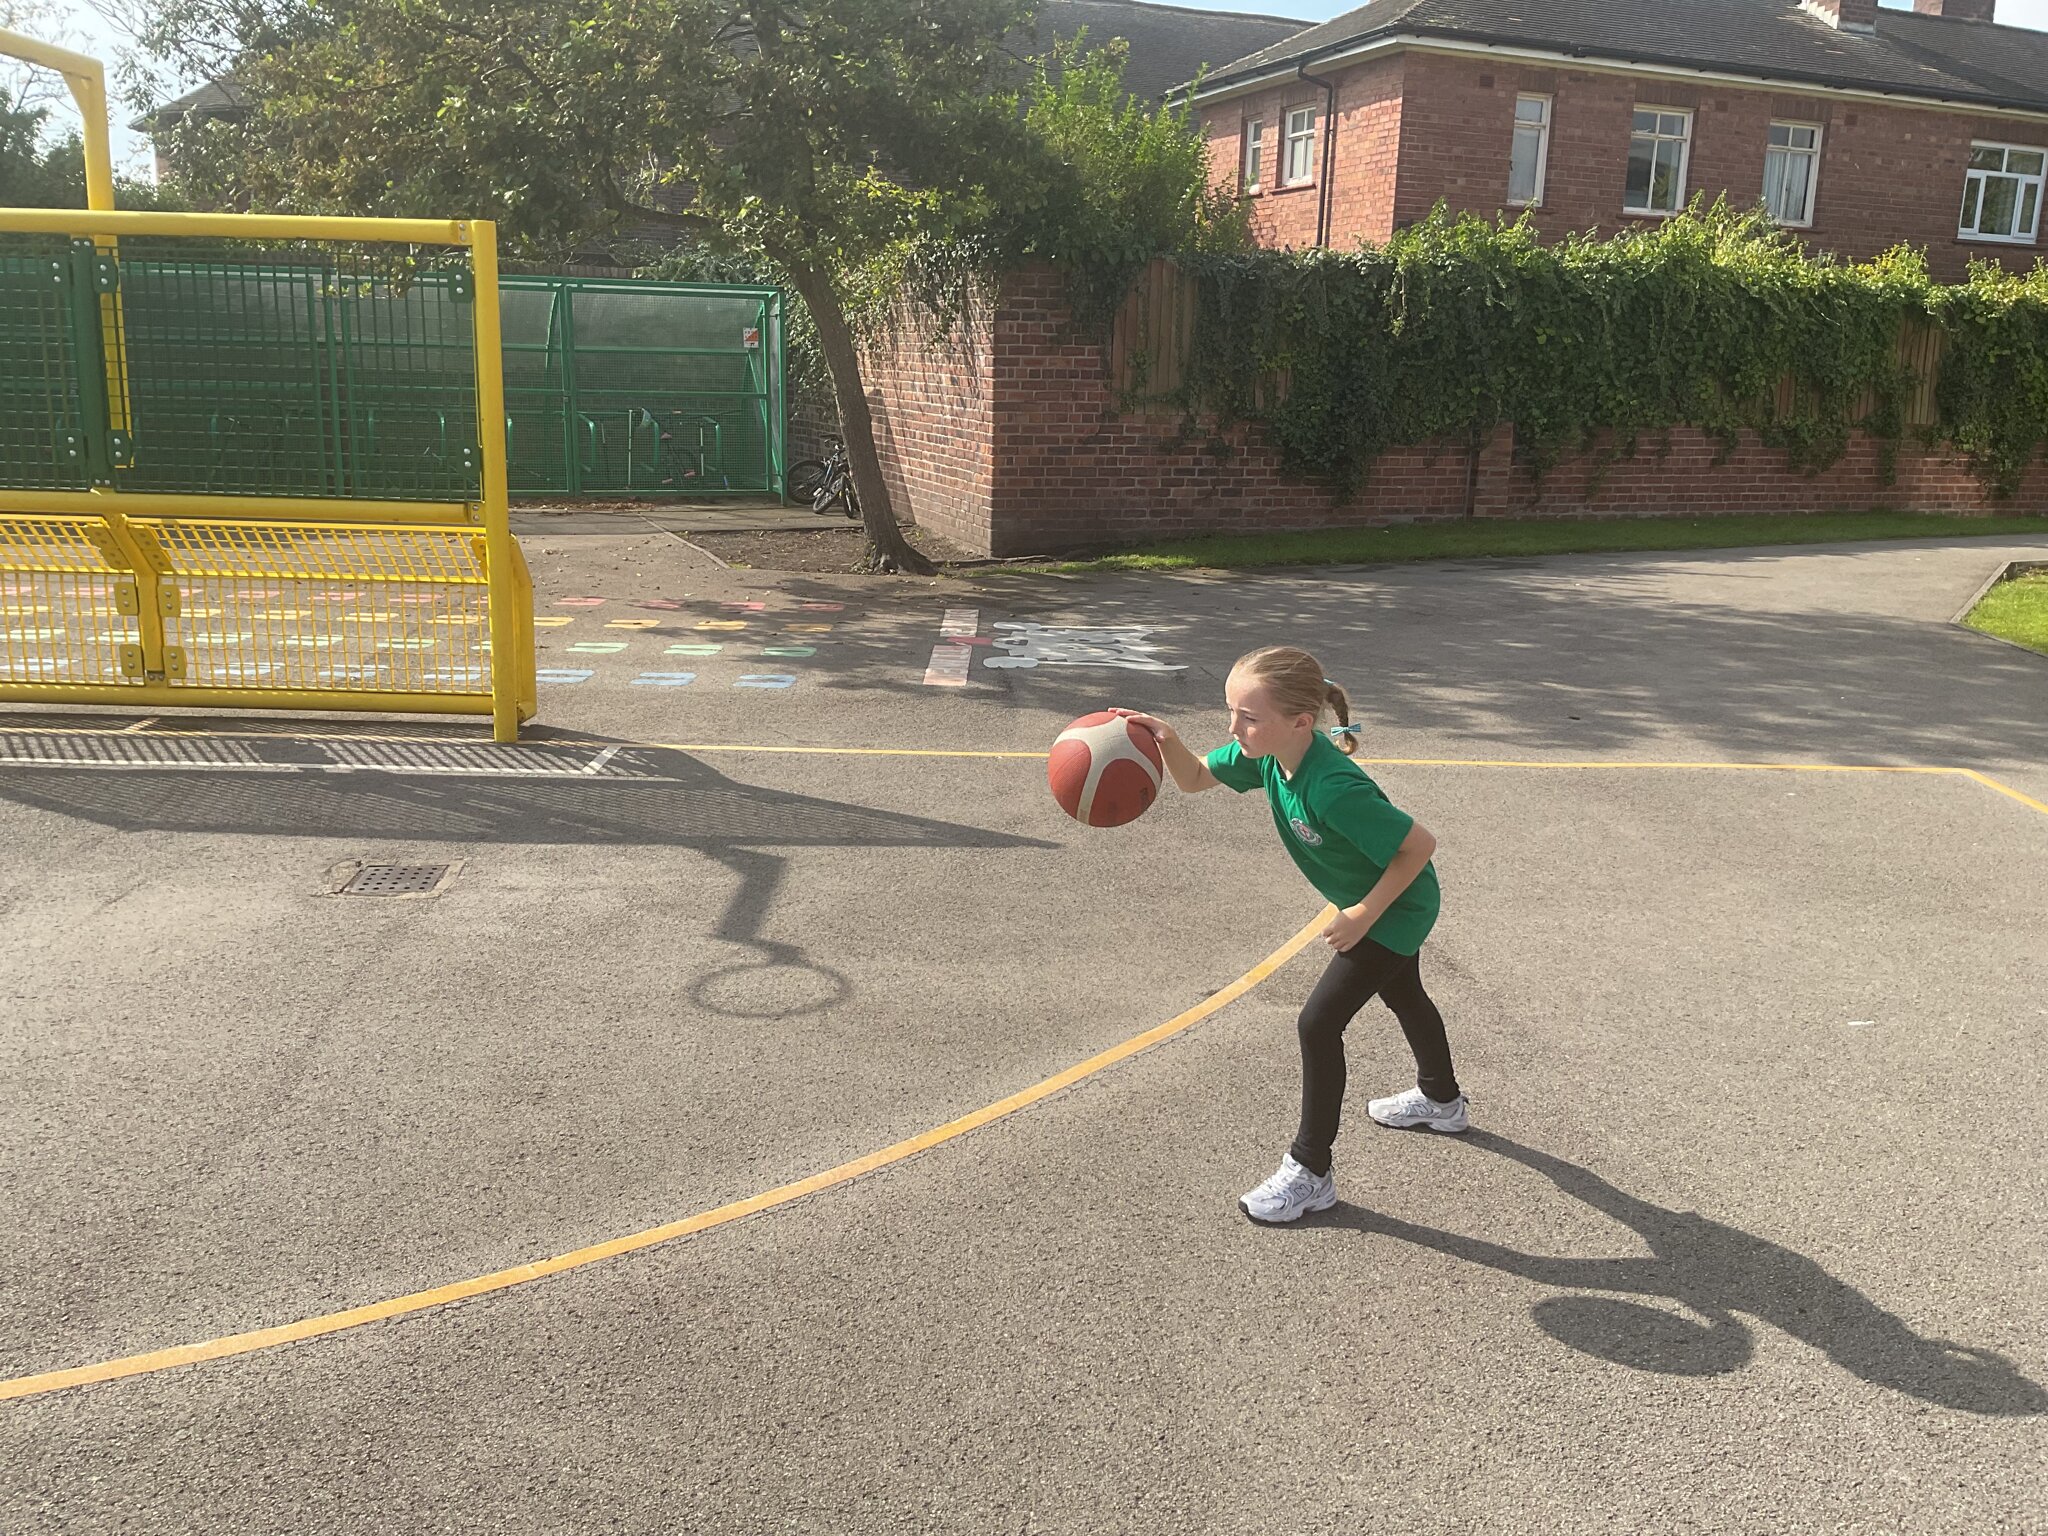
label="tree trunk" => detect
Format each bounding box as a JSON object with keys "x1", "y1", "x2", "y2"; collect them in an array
[{"x1": 777, "y1": 256, "x2": 934, "y2": 576}]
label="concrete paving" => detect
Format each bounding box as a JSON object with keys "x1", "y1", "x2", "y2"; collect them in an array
[{"x1": 1, "y1": 531, "x2": 2044, "y2": 1534}]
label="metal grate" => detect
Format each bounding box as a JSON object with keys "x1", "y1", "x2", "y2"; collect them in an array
[
  {"x1": 140, "y1": 518, "x2": 491, "y2": 695},
  {"x1": 338, "y1": 862, "x2": 454, "y2": 897}
]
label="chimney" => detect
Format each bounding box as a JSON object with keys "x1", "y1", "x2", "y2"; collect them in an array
[
  {"x1": 1913, "y1": 0, "x2": 1996, "y2": 18},
  {"x1": 1802, "y1": 0, "x2": 1878, "y2": 30}
]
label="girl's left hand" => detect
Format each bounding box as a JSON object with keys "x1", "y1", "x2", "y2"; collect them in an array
[{"x1": 1321, "y1": 907, "x2": 1372, "y2": 952}]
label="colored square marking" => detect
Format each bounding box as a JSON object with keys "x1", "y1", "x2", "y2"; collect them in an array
[
  {"x1": 537, "y1": 668, "x2": 595, "y2": 684},
  {"x1": 786, "y1": 623, "x2": 834, "y2": 633},
  {"x1": 533, "y1": 615, "x2": 574, "y2": 628},
  {"x1": 631, "y1": 672, "x2": 697, "y2": 687},
  {"x1": 605, "y1": 619, "x2": 661, "y2": 630},
  {"x1": 555, "y1": 597, "x2": 608, "y2": 608},
  {"x1": 567, "y1": 641, "x2": 629, "y2": 654},
  {"x1": 800, "y1": 602, "x2": 845, "y2": 612},
  {"x1": 760, "y1": 646, "x2": 816, "y2": 658},
  {"x1": 735, "y1": 674, "x2": 797, "y2": 689},
  {"x1": 723, "y1": 601, "x2": 767, "y2": 612},
  {"x1": 634, "y1": 599, "x2": 684, "y2": 611},
  {"x1": 666, "y1": 643, "x2": 724, "y2": 656},
  {"x1": 696, "y1": 620, "x2": 748, "y2": 631}
]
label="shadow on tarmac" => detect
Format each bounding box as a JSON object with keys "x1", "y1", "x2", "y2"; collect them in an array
[
  {"x1": 0, "y1": 739, "x2": 1054, "y2": 1021},
  {"x1": 1322, "y1": 1132, "x2": 2048, "y2": 1418},
  {"x1": 0, "y1": 741, "x2": 1055, "y2": 850}
]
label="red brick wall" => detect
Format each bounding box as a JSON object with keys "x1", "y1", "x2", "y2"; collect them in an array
[
  {"x1": 1203, "y1": 57, "x2": 1406, "y2": 249},
  {"x1": 861, "y1": 266, "x2": 2048, "y2": 557},
  {"x1": 861, "y1": 297, "x2": 996, "y2": 550},
  {"x1": 1202, "y1": 46, "x2": 2048, "y2": 280}
]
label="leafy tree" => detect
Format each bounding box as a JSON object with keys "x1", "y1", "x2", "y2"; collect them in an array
[{"x1": 129, "y1": 0, "x2": 1053, "y2": 572}]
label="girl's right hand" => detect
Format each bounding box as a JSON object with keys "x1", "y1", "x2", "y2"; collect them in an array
[{"x1": 1110, "y1": 708, "x2": 1176, "y2": 745}]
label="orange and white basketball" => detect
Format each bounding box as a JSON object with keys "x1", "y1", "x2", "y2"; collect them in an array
[{"x1": 1047, "y1": 711, "x2": 1166, "y2": 828}]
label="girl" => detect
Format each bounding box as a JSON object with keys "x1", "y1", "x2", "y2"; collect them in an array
[{"x1": 1119, "y1": 645, "x2": 1467, "y2": 1225}]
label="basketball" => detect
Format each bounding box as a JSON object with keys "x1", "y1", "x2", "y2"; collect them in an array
[{"x1": 1047, "y1": 711, "x2": 1166, "y2": 828}]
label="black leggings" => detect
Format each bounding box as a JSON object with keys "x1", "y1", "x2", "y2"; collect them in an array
[{"x1": 1290, "y1": 939, "x2": 1458, "y2": 1177}]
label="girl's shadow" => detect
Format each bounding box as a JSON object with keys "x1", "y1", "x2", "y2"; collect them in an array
[{"x1": 1323, "y1": 1130, "x2": 2046, "y2": 1416}]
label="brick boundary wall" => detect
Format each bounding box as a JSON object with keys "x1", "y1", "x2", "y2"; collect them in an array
[{"x1": 864, "y1": 266, "x2": 2048, "y2": 559}]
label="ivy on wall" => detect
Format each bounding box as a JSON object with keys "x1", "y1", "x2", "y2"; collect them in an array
[{"x1": 1158, "y1": 202, "x2": 2048, "y2": 496}]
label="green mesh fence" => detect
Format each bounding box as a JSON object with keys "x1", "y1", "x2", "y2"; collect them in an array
[
  {"x1": 1, "y1": 238, "x2": 95, "y2": 492},
  {"x1": 500, "y1": 277, "x2": 787, "y2": 498},
  {"x1": 0, "y1": 234, "x2": 482, "y2": 502}
]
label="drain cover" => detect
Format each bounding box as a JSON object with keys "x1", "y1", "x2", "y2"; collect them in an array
[{"x1": 337, "y1": 862, "x2": 457, "y2": 897}]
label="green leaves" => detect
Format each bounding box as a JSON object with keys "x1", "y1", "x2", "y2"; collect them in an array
[{"x1": 1166, "y1": 200, "x2": 2041, "y2": 497}]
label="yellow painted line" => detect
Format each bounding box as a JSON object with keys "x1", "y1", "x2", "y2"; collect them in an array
[
  {"x1": 0, "y1": 908, "x2": 1332, "y2": 1404},
  {"x1": 1357, "y1": 757, "x2": 1957, "y2": 776},
  {"x1": 0, "y1": 720, "x2": 2036, "y2": 783},
  {"x1": 1953, "y1": 767, "x2": 2048, "y2": 817}
]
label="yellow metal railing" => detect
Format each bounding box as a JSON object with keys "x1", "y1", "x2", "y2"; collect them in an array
[{"x1": 0, "y1": 33, "x2": 536, "y2": 739}]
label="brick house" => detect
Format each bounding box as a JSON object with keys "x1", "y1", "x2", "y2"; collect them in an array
[{"x1": 1189, "y1": 0, "x2": 2048, "y2": 279}]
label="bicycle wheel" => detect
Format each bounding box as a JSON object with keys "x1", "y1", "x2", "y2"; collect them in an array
[{"x1": 785, "y1": 458, "x2": 827, "y2": 502}]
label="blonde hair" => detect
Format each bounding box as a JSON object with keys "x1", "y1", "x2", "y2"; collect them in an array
[{"x1": 1230, "y1": 645, "x2": 1358, "y2": 755}]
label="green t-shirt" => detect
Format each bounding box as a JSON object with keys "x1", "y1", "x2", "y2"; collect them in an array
[{"x1": 1205, "y1": 735, "x2": 1441, "y2": 955}]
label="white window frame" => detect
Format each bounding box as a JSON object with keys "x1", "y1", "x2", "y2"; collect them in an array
[
  {"x1": 1283, "y1": 105, "x2": 1317, "y2": 187},
  {"x1": 1242, "y1": 118, "x2": 1265, "y2": 192},
  {"x1": 1624, "y1": 106, "x2": 1693, "y2": 217},
  {"x1": 1958, "y1": 139, "x2": 2046, "y2": 245},
  {"x1": 1508, "y1": 93, "x2": 1551, "y2": 208},
  {"x1": 1762, "y1": 120, "x2": 1822, "y2": 229}
]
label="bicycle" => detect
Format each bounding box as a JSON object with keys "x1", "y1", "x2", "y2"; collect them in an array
[{"x1": 785, "y1": 437, "x2": 859, "y2": 519}]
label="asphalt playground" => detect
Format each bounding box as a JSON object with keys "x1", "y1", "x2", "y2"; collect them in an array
[{"x1": 2, "y1": 523, "x2": 2045, "y2": 1533}]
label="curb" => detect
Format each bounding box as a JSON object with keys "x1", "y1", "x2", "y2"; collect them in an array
[{"x1": 1949, "y1": 558, "x2": 2048, "y2": 659}]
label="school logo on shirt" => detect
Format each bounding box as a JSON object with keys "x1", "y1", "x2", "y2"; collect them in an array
[{"x1": 1288, "y1": 816, "x2": 1323, "y2": 847}]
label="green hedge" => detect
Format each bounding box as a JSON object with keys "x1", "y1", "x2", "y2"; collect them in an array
[{"x1": 1162, "y1": 201, "x2": 2048, "y2": 495}]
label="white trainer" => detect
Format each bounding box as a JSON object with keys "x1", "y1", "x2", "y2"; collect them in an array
[
  {"x1": 1367, "y1": 1086, "x2": 1471, "y2": 1133},
  {"x1": 1239, "y1": 1154, "x2": 1337, "y2": 1225}
]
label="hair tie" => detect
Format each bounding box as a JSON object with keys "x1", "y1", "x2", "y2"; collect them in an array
[
  {"x1": 1328, "y1": 722, "x2": 1363, "y2": 737},
  {"x1": 1323, "y1": 678, "x2": 1337, "y2": 687}
]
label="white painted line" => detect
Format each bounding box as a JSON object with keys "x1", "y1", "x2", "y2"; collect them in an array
[
  {"x1": 923, "y1": 644, "x2": 972, "y2": 687},
  {"x1": 939, "y1": 607, "x2": 979, "y2": 639},
  {"x1": 582, "y1": 745, "x2": 622, "y2": 776},
  {"x1": 119, "y1": 718, "x2": 158, "y2": 733}
]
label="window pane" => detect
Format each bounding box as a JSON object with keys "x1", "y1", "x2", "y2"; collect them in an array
[
  {"x1": 1653, "y1": 139, "x2": 1683, "y2": 210},
  {"x1": 1633, "y1": 109, "x2": 1657, "y2": 133},
  {"x1": 1970, "y1": 145, "x2": 2006, "y2": 171},
  {"x1": 1961, "y1": 175, "x2": 1983, "y2": 229},
  {"x1": 1289, "y1": 107, "x2": 1314, "y2": 135},
  {"x1": 1981, "y1": 173, "x2": 2019, "y2": 235},
  {"x1": 1660, "y1": 112, "x2": 1688, "y2": 138},
  {"x1": 1626, "y1": 138, "x2": 1656, "y2": 207},
  {"x1": 1510, "y1": 126, "x2": 1542, "y2": 202},
  {"x1": 2010, "y1": 150, "x2": 2046, "y2": 176},
  {"x1": 2024, "y1": 182, "x2": 2040, "y2": 235},
  {"x1": 1516, "y1": 95, "x2": 1547, "y2": 124},
  {"x1": 1769, "y1": 123, "x2": 1792, "y2": 148},
  {"x1": 1763, "y1": 150, "x2": 1792, "y2": 220}
]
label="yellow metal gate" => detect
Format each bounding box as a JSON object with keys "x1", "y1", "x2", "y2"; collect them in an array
[{"x1": 0, "y1": 207, "x2": 536, "y2": 740}]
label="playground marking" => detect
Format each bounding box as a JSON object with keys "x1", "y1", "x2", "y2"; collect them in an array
[
  {"x1": 533, "y1": 617, "x2": 573, "y2": 629},
  {"x1": 535, "y1": 669, "x2": 594, "y2": 685},
  {"x1": 666, "y1": 644, "x2": 723, "y2": 657},
  {"x1": 605, "y1": 619, "x2": 661, "y2": 630},
  {"x1": 554, "y1": 598, "x2": 606, "y2": 608},
  {"x1": 696, "y1": 621, "x2": 748, "y2": 631},
  {"x1": 0, "y1": 907, "x2": 1333, "y2": 1403},
  {"x1": 735, "y1": 674, "x2": 797, "y2": 689},
  {"x1": 566, "y1": 642, "x2": 629, "y2": 655},
  {"x1": 925, "y1": 607, "x2": 979, "y2": 686},
  {"x1": 631, "y1": 673, "x2": 696, "y2": 688}
]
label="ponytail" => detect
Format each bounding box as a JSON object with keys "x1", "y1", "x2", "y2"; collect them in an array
[{"x1": 1323, "y1": 678, "x2": 1360, "y2": 756}]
